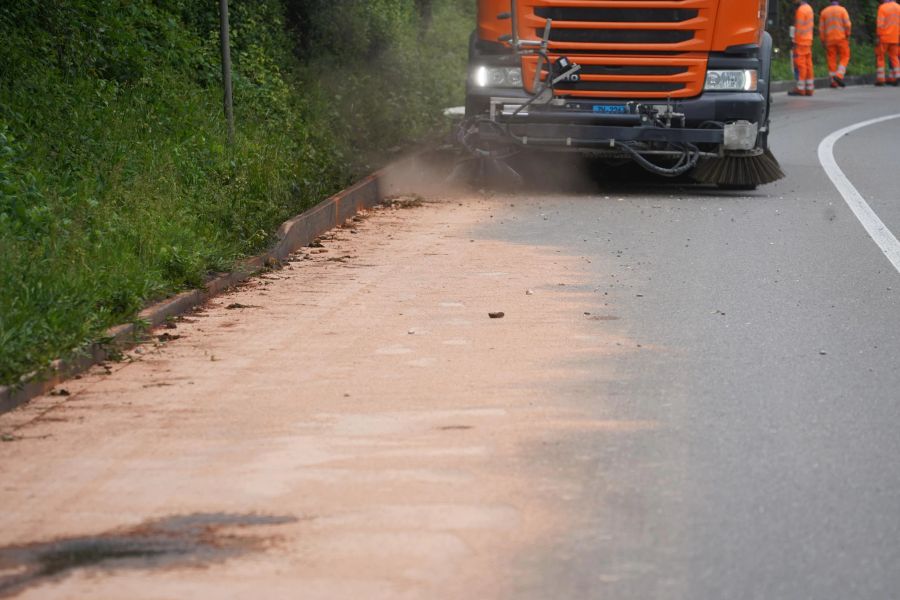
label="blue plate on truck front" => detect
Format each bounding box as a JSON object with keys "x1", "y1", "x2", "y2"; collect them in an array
[
  {"x1": 566, "y1": 102, "x2": 629, "y2": 114},
  {"x1": 592, "y1": 104, "x2": 628, "y2": 114}
]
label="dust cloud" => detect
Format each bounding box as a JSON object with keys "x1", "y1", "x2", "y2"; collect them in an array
[{"x1": 377, "y1": 144, "x2": 636, "y2": 200}]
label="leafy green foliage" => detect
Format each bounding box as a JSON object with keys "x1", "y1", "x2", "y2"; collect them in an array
[{"x1": 0, "y1": 0, "x2": 472, "y2": 385}]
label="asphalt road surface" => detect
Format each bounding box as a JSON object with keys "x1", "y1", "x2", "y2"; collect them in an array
[{"x1": 1, "y1": 86, "x2": 899, "y2": 599}]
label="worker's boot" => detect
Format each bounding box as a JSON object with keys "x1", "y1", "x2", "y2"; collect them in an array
[
  {"x1": 891, "y1": 80, "x2": 899, "y2": 87},
  {"x1": 875, "y1": 80, "x2": 885, "y2": 87},
  {"x1": 834, "y1": 76, "x2": 846, "y2": 88},
  {"x1": 830, "y1": 77, "x2": 839, "y2": 88},
  {"x1": 787, "y1": 88, "x2": 806, "y2": 96}
]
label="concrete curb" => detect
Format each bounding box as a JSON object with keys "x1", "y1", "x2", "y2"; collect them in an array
[
  {"x1": 771, "y1": 73, "x2": 874, "y2": 93},
  {"x1": 0, "y1": 163, "x2": 394, "y2": 416}
]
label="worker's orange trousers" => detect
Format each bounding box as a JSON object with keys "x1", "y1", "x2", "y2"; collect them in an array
[
  {"x1": 793, "y1": 45, "x2": 815, "y2": 93},
  {"x1": 875, "y1": 41, "x2": 899, "y2": 83},
  {"x1": 826, "y1": 41, "x2": 851, "y2": 80}
]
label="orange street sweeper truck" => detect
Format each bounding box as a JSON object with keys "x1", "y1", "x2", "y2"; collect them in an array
[{"x1": 461, "y1": 0, "x2": 784, "y2": 189}]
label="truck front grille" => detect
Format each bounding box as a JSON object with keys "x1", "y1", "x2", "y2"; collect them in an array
[
  {"x1": 555, "y1": 81, "x2": 685, "y2": 92},
  {"x1": 519, "y1": 0, "x2": 716, "y2": 98},
  {"x1": 568, "y1": 64, "x2": 689, "y2": 76},
  {"x1": 538, "y1": 28, "x2": 694, "y2": 44},
  {"x1": 522, "y1": 52, "x2": 707, "y2": 99},
  {"x1": 533, "y1": 7, "x2": 698, "y2": 23}
]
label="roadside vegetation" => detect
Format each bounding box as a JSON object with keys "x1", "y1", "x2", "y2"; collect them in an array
[{"x1": 0, "y1": 0, "x2": 472, "y2": 386}]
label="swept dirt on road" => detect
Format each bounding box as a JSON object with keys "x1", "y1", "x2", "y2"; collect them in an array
[{"x1": 0, "y1": 190, "x2": 641, "y2": 599}]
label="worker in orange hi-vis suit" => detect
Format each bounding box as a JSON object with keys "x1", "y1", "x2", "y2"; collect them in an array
[
  {"x1": 819, "y1": 1, "x2": 852, "y2": 88},
  {"x1": 875, "y1": 0, "x2": 900, "y2": 86},
  {"x1": 789, "y1": 0, "x2": 816, "y2": 96}
]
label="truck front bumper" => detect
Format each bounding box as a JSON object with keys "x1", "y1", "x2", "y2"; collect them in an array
[{"x1": 474, "y1": 90, "x2": 766, "y2": 153}]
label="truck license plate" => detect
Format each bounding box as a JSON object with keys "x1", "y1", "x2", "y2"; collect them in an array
[{"x1": 592, "y1": 104, "x2": 627, "y2": 114}]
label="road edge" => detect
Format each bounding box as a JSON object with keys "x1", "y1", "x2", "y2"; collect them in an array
[
  {"x1": 0, "y1": 159, "x2": 412, "y2": 415},
  {"x1": 770, "y1": 73, "x2": 874, "y2": 93}
]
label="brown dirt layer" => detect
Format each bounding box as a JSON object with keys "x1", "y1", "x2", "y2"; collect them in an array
[{"x1": 0, "y1": 191, "x2": 639, "y2": 599}]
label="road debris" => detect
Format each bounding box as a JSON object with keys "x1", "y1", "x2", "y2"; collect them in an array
[
  {"x1": 382, "y1": 194, "x2": 425, "y2": 209},
  {"x1": 489, "y1": 312, "x2": 505, "y2": 319}
]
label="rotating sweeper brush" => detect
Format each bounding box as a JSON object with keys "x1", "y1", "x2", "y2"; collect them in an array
[{"x1": 691, "y1": 148, "x2": 785, "y2": 189}]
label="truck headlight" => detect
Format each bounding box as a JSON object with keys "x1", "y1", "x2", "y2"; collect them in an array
[
  {"x1": 474, "y1": 66, "x2": 523, "y2": 89},
  {"x1": 704, "y1": 69, "x2": 758, "y2": 92}
]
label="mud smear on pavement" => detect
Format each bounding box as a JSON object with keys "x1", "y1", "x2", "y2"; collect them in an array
[{"x1": 0, "y1": 512, "x2": 296, "y2": 598}]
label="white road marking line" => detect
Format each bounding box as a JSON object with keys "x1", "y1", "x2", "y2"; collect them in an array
[{"x1": 818, "y1": 114, "x2": 900, "y2": 274}]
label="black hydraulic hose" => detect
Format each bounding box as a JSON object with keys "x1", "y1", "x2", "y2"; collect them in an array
[
  {"x1": 509, "y1": 50, "x2": 553, "y2": 121},
  {"x1": 620, "y1": 143, "x2": 701, "y2": 177}
]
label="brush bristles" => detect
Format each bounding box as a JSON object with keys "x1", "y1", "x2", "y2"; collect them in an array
[{"x1": 692, "y1": 149, "x2": 785, "y2": 187}]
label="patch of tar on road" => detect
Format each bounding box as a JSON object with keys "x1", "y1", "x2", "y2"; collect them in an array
[{"x1": 0, "y1": 512, "x2": 297, "y2": 598}]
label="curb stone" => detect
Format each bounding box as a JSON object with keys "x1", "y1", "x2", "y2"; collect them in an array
[{"x1": 0, "y1": 156, "x2": 425, "y2": 416}]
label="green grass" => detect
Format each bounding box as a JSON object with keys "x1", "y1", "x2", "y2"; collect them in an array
[
  {"x1": 771, "y1": 40, "x2": 876, "y2": 82},
  {"x1": 0, "y1": 0, "x2": 472, "y2": 386}
]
